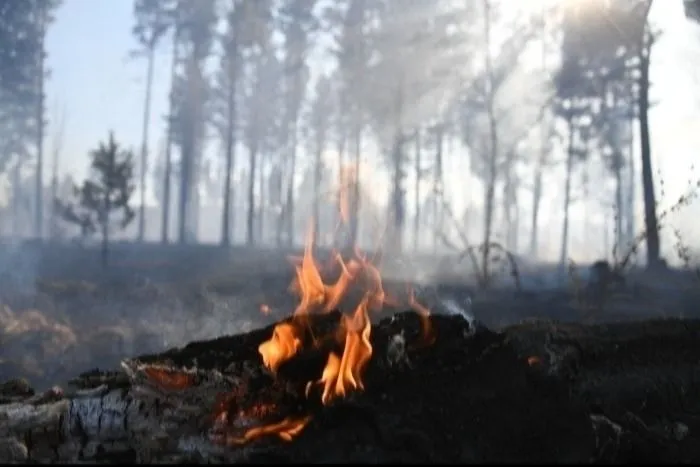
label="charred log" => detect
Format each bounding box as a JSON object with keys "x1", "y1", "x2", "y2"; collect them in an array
[{"x1": 3, "y1": 312, "x2": 700, "y2": 463}]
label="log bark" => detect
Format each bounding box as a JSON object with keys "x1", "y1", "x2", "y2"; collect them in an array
[{"x1": 3, "y1": 310, "x2": 700, "y2": 463}]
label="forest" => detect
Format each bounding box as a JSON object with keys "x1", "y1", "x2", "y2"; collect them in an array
[{"x1": 2, "y1": 0, "x2": 700, "y2": 463}]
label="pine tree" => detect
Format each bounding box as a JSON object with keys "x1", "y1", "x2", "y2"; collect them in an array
[{"x1": 55, "y1": 132, "x2": 135, "y2": 267}]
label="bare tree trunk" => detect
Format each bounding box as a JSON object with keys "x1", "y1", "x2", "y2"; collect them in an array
[
  {"x1": 335, "y1": 127, "x2": 346, "y2": 244},
  {"x1": 614, "y1": 156, "x2": 623, "y2": 254},
  {"x1": 512, "y1": 185, "x2": 519, "y2": 253},
  {"x1": 246, "y1": 145, "x2": 257, "y2": 246},
  {"x1": 388, "y1": 85, "x2": 406, "y2": 256},
  {"x1": 34, "y1": 7, "x2": 47, "y2": 240},
  {"x1": 12, "y1": 163, "x2": 21, "y2": 238},
  {"x1": 530, "y1": 0, "x2": 548, "y2": 260},
  {"x1": 257, "y1": 153, "x2": 266, "y2": 243},
  {"x1": 390, "y1": 134, "x2": 405, "y2": 255},
  {"x1": 161, "y1": 32, "x2": 178, "y2": 245},
  {"x1": 413, "y1": 128, "x2": 421, "y2": 251},
  {"x1": 221, "y1": 60, "x2": 237, "y2": 246},
  {"x1": 559, "y1": 118, "x2": 575, "y2": 268},
  {"x1": 637, "y1": 28, "x2": 660, "y2": 268},
  {"x1": 285, "y1": 124, "x2": 298, "y2": 246},
  {"x1": 529, "y1": 165, "x2": 543, "y2": 258},
  {"x1": 626, "y1": 113, "x2": 636, "y2": 250},
  {"x1": 482, "y1": 0, "x2": 498, "y2": 281},
  {"x1": 49, "y1": 107, "x2": 66, "y2": 241},
  {"x1": 313, "y1": 147, "x2": 322, "y2": 244},
  {"x1": 137, "y1": 47, "x2": 156, "y2": 242},
  {"x1": 432, "y1": 124, "x2": 444, "y2": 254},
  {"x1": 503, "y1": 166, "x2": 513, "y2": 251},
  {"x1": 350, "y1": 127, "x2": 361, "y2": 249}
]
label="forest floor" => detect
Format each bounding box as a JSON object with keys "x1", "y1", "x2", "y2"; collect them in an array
[{"x1": 0, "y1": 242, "x2": 699, "y2": 391}]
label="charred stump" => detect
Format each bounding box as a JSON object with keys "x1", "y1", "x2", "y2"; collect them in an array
[{"x1": 3, "y1": 311, "x2": 700, "y2": 463}]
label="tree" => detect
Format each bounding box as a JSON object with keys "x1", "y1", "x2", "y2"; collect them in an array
[
  {"x1": 458, "y1": 0, "x2": 540, "y2": 277},
  {"x1": 48, "y1": 102, "x2": 66, "y2": 240},
  {"x1": 278, "y1": 0, "x2": 319, "y2": 246},
  {"x1": 160, "y1": 23, "x2": 179, "y2": 244},
  {"x1": 304, "y1": 72, "x2": 333, "y2": 242},
  {"x1": 54, "y1": 132, "x2": 135, "y2": 267},
  {"x1": 32, "y1": 0, "x2": 62, "y2": 239},
  {"x1": 0, "y1": 0, "x2": 60, "y2": 236},
  {"x1": 558, "y1": 0, "x2": 659, "y2": 267},
  {"x1": 324, "y1": 0, "x2": 373, "y2": 250},
  {"x1": 241, "y1": 38, "x2": 280, "y2": 246},
  {"x1": 171, "y1": 0, "x2": 217, "y2": 243},
  {"x1": 366, "y1": 0, "x2": 470, "y2": 255},
  {"x1": 131, "y1": 0, "x2": 171, "y2": 242},
  {"x1": 213, "y1": 0, "x2": 272, "y2": 246}
]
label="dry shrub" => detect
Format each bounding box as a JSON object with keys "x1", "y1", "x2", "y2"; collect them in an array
[{"x1": 432, "y1": 195, "x2": 522, "y2": 291}]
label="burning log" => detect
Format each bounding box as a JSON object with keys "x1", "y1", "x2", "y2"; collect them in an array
[
  {"x1": 4, "y1": 189, "x2": 700, "y2": 463},
  {"x1": 4, "y1": 313, "x2": 700, "y2": 463},
  {"x1": 0, "y1": 311, "x2": 585, "y2": 463}
]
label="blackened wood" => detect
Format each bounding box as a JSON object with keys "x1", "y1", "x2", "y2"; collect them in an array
[{"x1": 4, "y1": 313, "x2": 700, "y2": 463}]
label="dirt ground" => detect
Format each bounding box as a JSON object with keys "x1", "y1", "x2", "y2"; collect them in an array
[{"x1": 1, "y1": 242, "x2": 698, "y2": 390}]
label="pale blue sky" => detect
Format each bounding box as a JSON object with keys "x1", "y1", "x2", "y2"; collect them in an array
[
  {"x1": 44, "y1": 0, "x2": 700, "y2": 259},
  {"x1": 46, "y1": 0, "x2": 172, "y2": 178}
]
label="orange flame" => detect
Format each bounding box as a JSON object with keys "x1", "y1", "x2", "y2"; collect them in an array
[
  {"x1": 258, "y1": 322, "x2": 302, "y2": 374},
  {"x1": 218, "y1": 415, "x2": 312, "y2": 445},
  {"x1": 240, "y1": 164, "x2": 434, "y2": 444}
]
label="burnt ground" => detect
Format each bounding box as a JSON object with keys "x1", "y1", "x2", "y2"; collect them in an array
[{"x1": 0, "y1": 241, "x2": 699, "y2": 395}]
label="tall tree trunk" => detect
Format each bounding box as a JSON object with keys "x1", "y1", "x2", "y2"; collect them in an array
[
  {"x1": 336, "y1": 129, "x2": 346, "y2": 246},
  {"x1": 481, "y1": 0, "x2": 498, "y2": 281},
  {"x1": 285, "y1": 123, "x2": 298, "y2": 246},
  {"x1": 503, "y1": 167, "x2": 513, "y2": 251},
  {"x1": 137, "y1": 47, "x2": 156, "y2": 242},
  {"x1": 246, "y1": 144, "x2": 257, "y2": 246},
  {"x1": 221, "y1": 59, "x2": 237, "y2": 246},
  {"x1": 12, "y1": 163, "x2": 21, "y2": 237},
  {"x1": 313, "y1": 146, "x2": 322, "y2": 244},
  {"x1": 614, "y1": 156, "x2": 623, "y2": 255},
  {"x1": 626, "y1": 114, "x2": 636, "y2": 250},
  {"x1": 512, "y1": 182, "x2": 519, "y2": 253},
  {"x1": 257, "y1": 153, "x2": 266, "y2": 242},
  {"x1": 49, "y1": 165, "x2": 58, "y2": 240},
  {"x1": 530, "y1": 0, "x2": 548, "y2": 260},
  {"x1": 529, "y1": 165, "x2": 543, "y2": 258},
  {"x1": 559, "y1": 118, "x2": 575, "y2": 268},
  {"x1": 350, "y1": 126, "x2": 361, "y2": 249},
  {"x1": 413, "y1": 128, "x2": 421, "y2": 251},
  {"x1": 390, "y1": 134, "x2": 405, "y2": 255},
  {"x1": 432, "y1": 125, "x2": 444, "y2": 254},
  {"x1": 637, "y1": 28, "x2": 660, "y2": 267},
  {"x1": 161, "y1": 33, "x2": 178, "y2": 245},
  {"x1": 35, "y1": 8, "x2": 46, "y2": 240}
]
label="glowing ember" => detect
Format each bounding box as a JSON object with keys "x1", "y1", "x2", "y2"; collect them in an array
[{"x1": 143, "y1": 366, "x2": 195, "y2": 391}]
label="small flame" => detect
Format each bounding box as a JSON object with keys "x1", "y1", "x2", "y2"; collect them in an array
[
  {"x1": 218, "y1": 415, "x2": 312, "y2": 445},
  {"x1": 258, "y1": 323, "x2": 302, "y2": 374},
  {"x1": 527, "y1": 356, "x2": 541, "y2": 366}
]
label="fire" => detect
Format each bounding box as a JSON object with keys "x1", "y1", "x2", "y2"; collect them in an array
[
  {"x1": 225, "y1": 416, "x2": 313, "y2": 444},
  {"x1": 224, "y1": 164, "x2": 434, "y2": 446},
  {"x1": 258, "y1": 322, "x2": 302, "y2": 374}
]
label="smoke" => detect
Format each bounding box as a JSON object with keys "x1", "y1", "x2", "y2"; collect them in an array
[{"x1": 0, "y1": 240, "x2": 41, "y2": 297}]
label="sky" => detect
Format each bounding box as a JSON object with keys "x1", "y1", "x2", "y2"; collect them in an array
[{"x1": 43, "y1": 0, "x2": 700, "y2": 260}]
